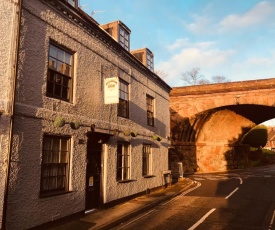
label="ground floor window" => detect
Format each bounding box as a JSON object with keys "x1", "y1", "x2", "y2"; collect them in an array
[
  {"x1": 117, "y1": 142, "x2": 130, "y2": 181},
  {"x1": 40, "y1": 135, "x2": 70, "y2": 196},
  {"x1": 142, "y1": 144, "x2": 152, "y2": 176}
]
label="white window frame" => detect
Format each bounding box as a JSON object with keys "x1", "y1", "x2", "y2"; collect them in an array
[
  {"x1": 40, "y1": 135, "x2": 71, "y2": 196},
  {"x1": 142, "y1": 144, "x2": 152, "y2": 176},
  {"x1": 117, "y1": 142, "x2": 131, "y2": 181}
]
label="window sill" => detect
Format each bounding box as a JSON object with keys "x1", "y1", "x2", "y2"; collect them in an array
[
  {"x1": 39, "y1": 190, "x2": 72, "y2": 198},
  {"x1": 143, "y1": 175, "x2": 156, "y2": 178},
  {"x1": 117, "y1": 179, "x2": 136, "y2": 183}
]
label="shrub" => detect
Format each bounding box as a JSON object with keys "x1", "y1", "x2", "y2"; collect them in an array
[
  {"x1": 54, "y1": 116, "x2": 65, "y2": 127},
  {"x1": 241, "y1": 125, "x2": 268, "y2": 148}
]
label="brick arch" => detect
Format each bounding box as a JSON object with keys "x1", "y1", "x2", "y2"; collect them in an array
[{"x1": 170, "y1": 78, "x2": 275, "y2": 172}]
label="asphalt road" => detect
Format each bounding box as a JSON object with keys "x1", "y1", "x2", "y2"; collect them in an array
[{"x1": 111, "y1": 165, "x2": 275, "y2": 230}]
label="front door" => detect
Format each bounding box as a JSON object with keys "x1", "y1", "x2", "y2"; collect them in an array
[{"x1": 86, "y1": 136, "x2": 102, "y2": 210}]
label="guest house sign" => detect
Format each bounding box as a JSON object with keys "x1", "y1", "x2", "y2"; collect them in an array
[{"x1": 104, "y1": 77, "x2": 119, "y2": 104}]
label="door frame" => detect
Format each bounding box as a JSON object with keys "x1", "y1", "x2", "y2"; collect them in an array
[{"x1": 85, "y1": 131, "x2": 112, "y2": 210}]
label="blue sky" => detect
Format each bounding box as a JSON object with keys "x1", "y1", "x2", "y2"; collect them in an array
[{"x1": 80, "y1": 0, "x2": 275, "y2": 125}]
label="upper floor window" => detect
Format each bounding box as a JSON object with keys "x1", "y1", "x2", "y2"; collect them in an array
[
  {"x1": 117, "y1": 142, "x2": 130, "y2": 181},
  {"x1": 146, "y1": 95, "x2": 154, "y2": 126},
  {"x1": 40, "y1": 135, "x2": 70, "y2": 196},
  {"x1": 118, "y1": 80, "x2": 129, "y2": 118},
  {"x1": 119, "y1": 27, "x2": 130, "y2": 51},
  {"x1": 142, "y1": 144, "x2": 152, "y2": 176},
  {"x1": 67, "y1": 0, "x2": 78, "y2": 7},
  {"x1": 47, "y1": 43, "x2": 73, "y2": 102},
  {"x1": 146, "y1": 51, "x2": 154, "y2": 72}
]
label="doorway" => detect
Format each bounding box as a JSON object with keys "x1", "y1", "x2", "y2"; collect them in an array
[{"x1": 85, "y1": 132, "x2": 111, "y2": 210}]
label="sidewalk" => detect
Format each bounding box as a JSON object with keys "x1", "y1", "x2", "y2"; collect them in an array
[{"x1": 47, "y1": 178, "x2": 194, "y2": 230}]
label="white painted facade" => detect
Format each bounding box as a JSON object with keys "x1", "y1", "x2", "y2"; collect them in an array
[{"x1": 0, "y1": 0, "x2": 171, "y2": 229}]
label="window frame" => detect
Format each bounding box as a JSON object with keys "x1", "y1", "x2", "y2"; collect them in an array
[
  {"x1": 146, "y1": 51, "x2": 154, "y2": 71},
  {"x1": 117, "y1": 142, "x2": 130, "y2": 181},
  {"x1": 119, "y1": 27, "x2": 130, "y2": 51},
  {"x1": 118, "y1": 79, "x2": 129, "y2": 118},
  {"x1": 146, "y1": 94, "x2": 154, "y2": 127},
  {"x1": 66, "y1": 0, "x2": 78, "y2": 7},
  {"x1": 142, "y1": 144, "x2": 152, "y2": 176},
  {"x1": 40, "y1": 135, "x2": 71, "y2": 197},
  {"x1": 47, "y1": 43, "x2": 74, "y2": 102}
]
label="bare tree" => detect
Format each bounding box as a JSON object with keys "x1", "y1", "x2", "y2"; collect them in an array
[
  {"x1": 154, "y1": 69, "x2": 168, "y2": 79},
  {"x1": 198, "y1": 78, "x2": 211, "y2": 85},
  {"x1": 181, "y1": 68, "x2": 231, "y2": 85},
  {"x1": 181, "y1": 67, "x2": 205, "y2": 85},
  {"x1": 212, "y1": 75, "x2": 231, "y2": 83}
]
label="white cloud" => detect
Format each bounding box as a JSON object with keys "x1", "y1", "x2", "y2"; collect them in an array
[
  {"x1": 156, "y1": 44, "x2": 235, "y2": 86},
  {"x1": 167, "y1": 38, "x2": 189, "y2": 51},
  {"x1": 219, "y1": 1, "x2": 275, "y2": 31},
  {"x1": 167, "y1": 39, "x2": 215, "y2": 51},
  {"x1": 187, "y1": 15, "x2": 213, "y2": 34}
]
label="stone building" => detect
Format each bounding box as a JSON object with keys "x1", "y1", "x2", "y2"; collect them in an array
[{"x1": 0, "y1": 0, "x2": 171, "y2": 229}]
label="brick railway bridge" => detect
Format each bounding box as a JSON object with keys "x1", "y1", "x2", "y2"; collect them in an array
[{"x1": 170, "y1": 78, "x2": 275, "y2": 173}]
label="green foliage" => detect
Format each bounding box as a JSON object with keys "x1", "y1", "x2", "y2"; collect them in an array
[
  {"x1": 70, "y1": 121, "x2": 80, "y2": 130},
  {"x1": 54, "y1": 116, "x2": 65, "y2": 127},
  {"x1": 241, "y1": 125, "x2": 268, "y2": 148},
  {"x1": 152, "y1": 134, "x2": 162, "y2": 141}
]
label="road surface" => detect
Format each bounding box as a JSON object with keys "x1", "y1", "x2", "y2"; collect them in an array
[{"x1": 111, "y1": 165, "x2": 275, "y2": 230}]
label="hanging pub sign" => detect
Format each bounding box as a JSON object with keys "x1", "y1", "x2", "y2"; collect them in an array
[{"x1": 104, "y1": 77, "x2": 119, "y2": 104}]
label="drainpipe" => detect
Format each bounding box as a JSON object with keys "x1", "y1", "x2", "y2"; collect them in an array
[{"x1": 1, "y1": 0, "x2": 22, "y2": 229}]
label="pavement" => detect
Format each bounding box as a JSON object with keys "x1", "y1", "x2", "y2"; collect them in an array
[{"x1": 47, "y1": 178, "x2": 195, "y2": 230}]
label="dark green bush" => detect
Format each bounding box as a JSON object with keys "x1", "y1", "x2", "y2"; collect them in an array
[{"x1": 241, "y1": 125, "x2": 267, "y2": 148}]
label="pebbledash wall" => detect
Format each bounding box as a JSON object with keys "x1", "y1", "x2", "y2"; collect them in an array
[
  {"x1": 1, "y1": 0, "x2": 171, "y2": 229},
  {"x1": 0, "y1": 0, "x2": 22, "y2": 229}
]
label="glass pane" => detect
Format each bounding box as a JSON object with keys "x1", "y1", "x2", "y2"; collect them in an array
[
  {"x1": 117, "y1": 168, "x2": 122, "y2": 180},
  {"x1": 123, "y1": 155, "x2": 128, "y2": 169},
  {"x1": 43, "y1": 138, "x2": 51, "y2": 150},
  {"x1": 61, "y1": 139, "x2": 68, "y2": 151},
  {"x1": 57, "y1": 49, "x2": 64, "y2": 62},
  {"x1": 64, "y1": 64, "x2": 71, "y2": 76},
  {"x1": 54, "y1": 85, "x2": 62, "y2": 97},
  {"x1": 42, "y1": 178, "x2": 49, "y2": 190},
  {"x1": 47, "y1": 82, "x2": 54, "y2": 95},
  {"x1": 62, "y1": 87, "x2": 68, "y2": 99},
  {"x1": 68, "y1": 0, "x2": 75, "y2": 7},
  {"x1": 50, "y1": 165, "x2": 58, "y2": 176},
  {"x1": 58, "y1": 165, "x2": 66, "y2": 175},
  {"x1": 48, "y1": 71, "x2": 55, "y2": 82},
  {"x1": 65, "y1": 52, "x2": 71, "y2": 65},
  {"x1": 49, "y1": 45, "x2": 57, "y2": 58},
  {"x1": 60, "y1": 151, "x2": 67, "y2": 163},
  {"x1": 52, "y1": 139, "x2": 60, "y2": 163},
  {"x1": 49, "y1": 177, "x2": 57, "y2": 189},
  {"x1": 49, "y1": 57, "x2": 57, "y2": 69},
  {"x1": 42, "y1": 167, "x2": 49, "y2": 177},
  {"x1": 43, "y1": 150, "x2": 51, "y2": 163},
  {"x1": 57, "y1": 176, "x2": 64, "y2": 188}
]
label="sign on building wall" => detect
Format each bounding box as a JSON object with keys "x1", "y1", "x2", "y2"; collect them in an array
[{"x1": 104, "y1": 77, "x2": 119, "y2": 104}]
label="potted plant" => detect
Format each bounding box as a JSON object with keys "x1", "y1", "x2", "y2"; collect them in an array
[
  {"x1": 54, "y1": 116, "x2": 65, "y2": 127},
  {"x1": 130, "y1": 131, "x2": 137, "y2": 137},
  {"x1": 123, "y1": 130, "x2": 131, "y2": 136},
  {"x1": 152, "y1": 134, "x2": 162, "y2": 141},
  {"x1": 70, "y1": 121, "x2": 80, "y2": 130}
]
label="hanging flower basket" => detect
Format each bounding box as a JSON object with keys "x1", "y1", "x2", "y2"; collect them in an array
[
  {"x1": 124, "y1": 130, "x2": 131, "y2": 136},
  {"x1": 113, "y1": 129, "x2": 119, "y2": 136},
  {"x1": 130, "y1": 131, "x2": 137, "y2": 137},
  {"x1": 70, "y1": 121, "x2": 80, "y2": 130},
  {"x1": 152, "y1": 134, "x2": 162, "y2": 141},
  {"x1": 54, "y1": 116, "x2": 65, "y2": 128}
]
